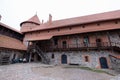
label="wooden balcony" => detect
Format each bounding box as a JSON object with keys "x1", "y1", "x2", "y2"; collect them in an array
[{"x1": 45, "y1": 42, "x2": 113, "y2": 52}]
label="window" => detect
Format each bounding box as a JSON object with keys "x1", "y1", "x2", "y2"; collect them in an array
[
  {"x1": 62, "y1": 41, "x2": 67, "y2": 48},
  {"x1": 85, "y1": 56, "x2": 89, "y2": 62},
  {"x1": 69, "y1": 27, "x2": 72, "y2": 30},
  {"x1": 48, "y1": 30, "x2": 50, "y2": 33},
  {"x1": 58, "y1": 29, "x2": 60, "y2": 31},
  {"x1": 83, "y1": 36, "x2": 89, "y2": 46},
  {"x1": 82, "y1": 25, "x2": 85, "y2": 28},
  {"x1": 97, "y1": 23, "x2": 100, "y2": 26},
  {"x1": 115, "y1": 21, "x2": 118, "y2": 24},
  {"x1": 96, "y1": 38, "x2": 102, "y2": 47},
  {"x1": 52, "y1": 54, "x2": 54, "y2": 59}
]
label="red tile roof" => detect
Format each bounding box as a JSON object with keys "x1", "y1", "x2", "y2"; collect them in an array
[
  {"x1": 26, "y1": 35, "x2": 52, "y2": 41},
  {"x1": 20, "y1": 15, "x2": 40, "y2": 26},
  {"x1": 25, "y1": 24, "x2": 120, "y2": 41},
  {"x1": 21, "y1": 10, "x2": 120, "y2": 33},
  {"x1": 0, "y1": 34, "x2": 27, "y2": 50},
  {"x1": 0, "y1": 22, "x2": 21, "y2": 34}
]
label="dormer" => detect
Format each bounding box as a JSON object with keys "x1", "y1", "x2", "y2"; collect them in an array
[{"x1": 20, "y1": 15, "x2": 40, "y2": 33}]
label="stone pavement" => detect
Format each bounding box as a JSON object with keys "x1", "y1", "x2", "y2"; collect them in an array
[
  {"x1": 110, "y1": 75, "x2": 120, "y2": 80},
  {"x1": 0, "y1": 63, "x2": 118, "y2": 80}
]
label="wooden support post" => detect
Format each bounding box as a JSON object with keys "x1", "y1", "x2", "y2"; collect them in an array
[{"x1": 29, "y1": 52, "x2": 32, "y2": 62}]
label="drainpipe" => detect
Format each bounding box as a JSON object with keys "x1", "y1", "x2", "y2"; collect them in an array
[
  {"x1": 28, "y1": 41, "x2": 32, "y2": 63},
  {"x1": 107, "y1": 32, "x2": 112, "y2": 47}
]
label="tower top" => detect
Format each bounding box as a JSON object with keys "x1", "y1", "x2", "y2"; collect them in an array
[
  {"x1": 27, "y1": 14, "x2": 40, "y2": 24},
  {"x1": 20, "y1": 14, "x2": 40, "y2": 26}
]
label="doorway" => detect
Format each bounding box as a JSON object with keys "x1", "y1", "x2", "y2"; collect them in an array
[
  {"x1": 99, "y1": 57, "x2": 108, "y2": 68},
  {"x1": 62, "y1": 41, "x2": 67, "y2": 48},
  {"x1": 96, "y1": 39, "x2": 102, "y2": 47},
  {"x1": 31, "y1": 53, "x2": 42, "y2": 62},
  {"x1": 61, "y1": 54, "x2": 67, "y2": 64}
]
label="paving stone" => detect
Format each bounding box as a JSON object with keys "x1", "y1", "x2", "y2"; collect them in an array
[{"x1": 0, "y1": 63, "x2": 115, "y2": 80}]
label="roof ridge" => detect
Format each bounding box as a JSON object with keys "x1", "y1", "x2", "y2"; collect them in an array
[
  {"x1": 21, "y1": 10, "x2": 120, "y2": 33},
  {"x1": 52, "y1": 10, "x2": 120, "y2": 22}
]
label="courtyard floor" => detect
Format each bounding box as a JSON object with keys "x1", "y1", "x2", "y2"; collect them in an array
[{"x1": 0, "y1": 63, "x2": 119, "y2": 80}]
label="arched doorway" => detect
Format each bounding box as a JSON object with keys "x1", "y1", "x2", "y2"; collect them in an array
[
  {"x1": 99, "y1": 57, "x2": 108, "y2": 68},
  {"x1": 61, "y1": 54, "x2": 67, "y2": 64}
]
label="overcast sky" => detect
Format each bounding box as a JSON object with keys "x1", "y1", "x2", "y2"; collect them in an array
[{"x1": 0, "y1": 0, "x2": 120, "y2": 31}]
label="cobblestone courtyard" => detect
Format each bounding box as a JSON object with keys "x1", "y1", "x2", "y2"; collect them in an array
[{"x1": 0, "y1": 63, "x2": 119, "y2": 80}]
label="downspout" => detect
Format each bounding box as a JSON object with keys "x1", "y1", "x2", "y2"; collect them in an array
[{"x1": 107, "y1": 32, "x2": 112, "y2": 47}]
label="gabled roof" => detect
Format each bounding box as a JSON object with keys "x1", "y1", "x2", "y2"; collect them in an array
[
  {"x1": 21, "y1": 10, "x2": 120, "y2": 33},
  {"x1": 20, "y1": 15, "x2": 40, "y2": 26},
  {"x1": 0, "y1": 22, "x2": 21, "y2": 34},
  {"x1": 0, "y1": 34, "x2": 27, "y2": 50}
]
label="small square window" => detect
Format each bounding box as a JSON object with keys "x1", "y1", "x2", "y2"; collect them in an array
[
  {"x1": 97, "y1": 23, "x2": 100, "y2": 26},
  {"x1": 48, "y1": 31, "x2": 50, "y2": 33},
  {"x1": 69, "y1": 27, "x2": 72, "y2": 30},
  {"x1": 82, "y1": 25, "x2": 85, "y2": 28},
  {"x1": 85, "y1": 56, "x2": 89, "y2": 62},
  {"x1": 115, "y1": 21, "x2": 118, "y2": 24},
  {"x1": 58, "y1": 29, "x2": 60, "y2": 31}
]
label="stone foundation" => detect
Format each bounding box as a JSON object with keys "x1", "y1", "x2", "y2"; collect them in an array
[
  {"x1": 0, "y1": 49, "x2": 24, "y2": 64},
  {"x1": 46, "y1": 50, "x2": 118, "y2": 69}
]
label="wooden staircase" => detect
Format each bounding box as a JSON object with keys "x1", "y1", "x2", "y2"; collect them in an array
[
  {"x1": 111, "y1": 42, "x2": 120, "y2": 52},
  {"x1": 109, "y1": 55, "x2": 120, "y2": 71},
  {"x1": 28, "y1": 44, "x2": 50, "y2": 64}
]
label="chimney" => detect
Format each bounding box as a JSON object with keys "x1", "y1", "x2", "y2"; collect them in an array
[
  {"x1": 0, "y1": 15, "x2": 1, "y2": 21},
  {"x1": 42, "y1": 19, "x2": 44, "y2": 24},
  {"x1": 49, "y1": 14, "x2": 52, "y2": 24}
]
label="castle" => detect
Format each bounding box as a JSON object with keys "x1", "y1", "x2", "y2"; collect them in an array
[
  {"x1": 1, "y1": 10, "x2": 120, "y2": 69},
  {"x1": 20, "y1": 10, "x2": 120, "y2": 69}
]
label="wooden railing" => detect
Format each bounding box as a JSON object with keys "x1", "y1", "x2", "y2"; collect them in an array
[
  {"x1": 43, "y1": 42, "x2": 111, "y2": 51},
  {"x1": 44, "y1": 42, "x2": 120, "y2": 51},
  {"x1": 59, "y1": 42, "x2": 110, "y2": 48},
  {"x1": 29, "y1": 42, "x2": 119, "y2": 52}
]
